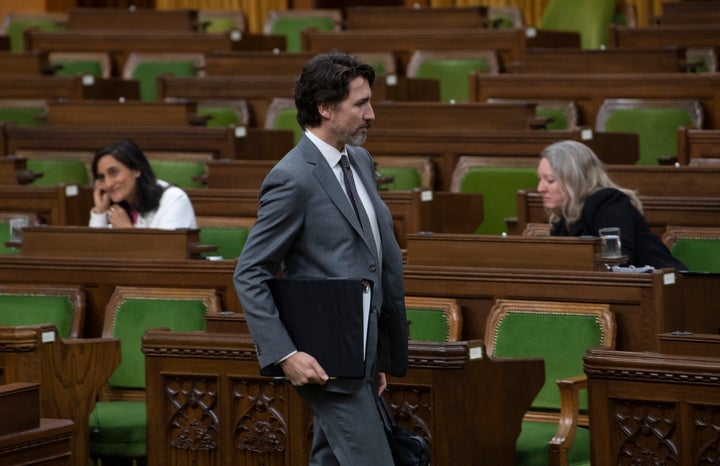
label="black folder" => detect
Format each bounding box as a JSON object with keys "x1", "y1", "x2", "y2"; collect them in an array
[{"x1": 261, "y1": 277, "x2": 367, "y2": 378}]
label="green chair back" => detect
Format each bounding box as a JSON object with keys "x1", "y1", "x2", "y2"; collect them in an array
[
  {"x1": 130, "y1": 60, "x2": 198, "y2": 101},
  {"x1": 406, "y1": 308, "x2": 450, "y2": 342},
  {"x1": 458, "y1": 167, "x2": 538, "y2": 235},
  {"x1": 26, "y1": 159, "x2": 89, "y2": 186},
  {"x1": 537, "y1": 106, "x2": 569, "y2": 130},
  {"x1": 414, "y1": 58, "x2": 492, "y2": 102},
  {"x1": 488, "y1": 301, "x2": 614, "y2": 466},
  {"x1": 0, "y1": 105, "x2": 45, "y2": 126},
  {"x1": 492, "y1": 311, "x2": 604, "y2": 410},
  {"x1": 199, "y1": 226, "x2": 249, "y2": 259},
  {"x1": 5, "y1": 17, "x2": 66, "y2": 53},
  {"x1": 149, "y1": 160, "x2": 206, "y2": 189},
  {"x1": 0, "y1": 294, "x2": 76, "y2": 338},
  {"x1": 670, "y1": 238, "x2": 720, "y2": 273},
  {"x1": 269, "y1": 16, "x2": 336, "y2": 52},
  {"x1": 376, "y1": 167, "x2": 422, "y2": 191},
  {"x1": 539, "y1": 0, "x2": 616, "y2": 49},
  {"x1": 604, "y1": 108, "x2": 693, "y2": 165},
  {"x1": 268, "y1": 107, "x2": 302, "y2": 144},
  {"x1": 51, "y1": 59, "x2": 103, "y2": 77},
  {"x1": 202, "y1": 17, "x2": 238, "y2": 33},
  {"x1": 108, "y1": 297, "x2": 209, "y2": 389},
  {"x1": 197, "y1": 106, "x2": 240, "y2": 127}
]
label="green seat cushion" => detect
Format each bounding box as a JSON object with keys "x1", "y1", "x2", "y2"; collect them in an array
[
  {"x1": 26, "y1": 159, "x2": 89, "y2": 186},
  {"x1": 0, "y1": 222, "x2": 21, "y2": 255},
  {"x1": 458, "y1": 167, "x2": 537, "y2": 235},
  {"x1": 0, "y1": 294, "x2": 75, "y2": 338},
  {"x1": 0, "y1": 106, "x2": 46, "y2": 126},
  {"x1": 203, "y1": 17, "x2": 238, "y2": 33},
  {"x1": 269, "y1": 17, "x2": 335, "y2": 52},
  {"x1": 51, "y1": 59, "x2": 103, "y2": 77},
  {"x1": 604, "y1": 109, "x2": 693, "y2": 165},
  {"x1": 406, "y1": 308, "x2": 449, "y2": 342},
  {"x1": 130, "y1": 61, "x2": 198, "y2": 101},
  {"x1": 149, "y1": 160, "x2": 206, "y2": 189},
  {"x1": 377, "y1": 167, "x2": 422, "y2": 191},
  {"x1": 199, "y1": 226, "x2": 249, "y2": 259},
  {"x1": 415, "y1": 59, "x2": 492, "y2": 102},
  {"x1": 109, "y1": 298, "x2": 208, "y2": 388},
  {"x1": 516, "y1": 421, "x2": 591, "y2": 466},
  {"x1": 89, "y1": 400, "x2": 147, "y2": 458},
  {"x1": 670, "y1": 238, "x2": 720, "y2": 273},
  {"x1": 198, "y1": 106, "x2": 240, "y2": 127}
]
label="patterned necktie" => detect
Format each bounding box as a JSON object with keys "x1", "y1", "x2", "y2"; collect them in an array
[{"x1": 339, "y1": 154, "x2": 378, "y2": 259}]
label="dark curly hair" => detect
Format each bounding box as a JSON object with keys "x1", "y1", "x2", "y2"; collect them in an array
[{"x1": 294, "y1": 51, "x2": 375, "y2": 129}]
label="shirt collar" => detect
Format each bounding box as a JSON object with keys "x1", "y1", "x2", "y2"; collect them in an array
[{"x1": 305, "y1": 129, "x2": 346, "y2": 167}]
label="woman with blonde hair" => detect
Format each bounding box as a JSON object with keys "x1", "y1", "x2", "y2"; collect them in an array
[{"x1": 537, "y1": 140, "x2": 686, "y2": 270}]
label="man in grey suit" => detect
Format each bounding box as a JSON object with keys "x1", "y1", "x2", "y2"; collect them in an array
[{"x1": 233, "y1": 52, "x2": 408, "y2": 465}]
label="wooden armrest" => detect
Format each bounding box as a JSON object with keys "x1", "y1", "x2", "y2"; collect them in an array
[{"x1": 549, "y1": 374, "x2": 587, "y2": 458}]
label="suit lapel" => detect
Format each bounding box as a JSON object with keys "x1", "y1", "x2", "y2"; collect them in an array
[{"x1": 300, "y1": 137, "x2": 366, "y2": 239}]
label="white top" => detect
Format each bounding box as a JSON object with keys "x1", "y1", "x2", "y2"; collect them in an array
[{"x1": 88, "y1": 179, "x2": 197, "y2": 229}]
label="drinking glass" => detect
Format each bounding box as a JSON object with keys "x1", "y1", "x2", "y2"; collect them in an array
[{"x1": 599, "y1": 227, "x2": 622, "y2": 259}]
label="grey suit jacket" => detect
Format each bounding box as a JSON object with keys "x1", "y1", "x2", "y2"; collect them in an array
[{"x1": 234, "y1": 135, "x2": 408, "y2": 393}]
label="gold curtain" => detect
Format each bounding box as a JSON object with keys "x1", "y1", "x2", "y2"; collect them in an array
[{"x1": 155, "y1": 0, "x2": 287, "y2": 33}]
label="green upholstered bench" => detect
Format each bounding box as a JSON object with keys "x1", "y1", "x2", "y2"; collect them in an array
[
  {"x1": 0, "y1": 284, "x2": 85, "y2": 338},
  {"x1": 89, "y1": 286, "x2": 221, "y2": 464},
  {"x1": 485, "y1": 299, "x2": 616, "y2": 466}
]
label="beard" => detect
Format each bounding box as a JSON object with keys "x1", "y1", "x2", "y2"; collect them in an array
[{"x1": 334, "y1": 122, "x2": 369, "y2": 147}]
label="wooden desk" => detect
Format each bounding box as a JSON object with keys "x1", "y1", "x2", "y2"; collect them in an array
[
  {"x1": 515, "y1": 190, "x2": 720, "y2": 237},
  {"x1": 344, "y1": 5, "x2": 490, "y2": 30},
  {"x1": 607, "y1": 24, "x2": 720, "y2": 49},
  {"x1": 0, "y1": 324, "x2": 120, "y2": 466},
  {"x1": 469, "y1": 72, "x2": 720, "y2": 128},
  {"x1": 0, "y1": 418, "x2": 74, "y2": 465},
  {"x1": 677, "y1": 127, "x2": 720, "y2": 164},
  {"x1": 606, "y1": 164, "x2": 720, "y2": 197},
  {"x1": 372, "y1": 101, "x2": 545, "y2": 131},
  {"x1": 45, "y1": 100, "x2": 204, "y2": 127},
  {"x1": 511, "y1": 47, "x2": 687, "y2": 73},
  {"x1": 67, "y1": 7, "x2": 200, "y2": 31},
  {"x1": 19, "y1": 226, "x2": 209, "y2": 260},
  {"x1": 0, "y1": 184, "x2": 92, "y2": 226},
  {"x1": 0, "y1": 156, "x2": 35, "y2": 185},
  {"x1": 585, "y1": 344, "x2": 720, "y2": 466},
  {"x1": 363, "y1": 129, "x2": 639, "y2": 191},
  {"x1": 0, "y1": 51, "x2": 53, "y2": 75},
  {"x1": 2, "y1": 124, "x2": 294, "y2": 160},
  {"x1": 404, "y1": 233, "x2": 605, "y2": 271},
  {"x1": 302, "y1": 27, "x2": 579, "y2": 74},
  {"x1": 142, "y1": 329, "x2": 544, "y2": 466},
  {"x1": 0, "y1": 75, "x2": 140, "y2": 101}
]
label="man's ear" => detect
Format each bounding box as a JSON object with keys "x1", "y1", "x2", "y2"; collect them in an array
[{"x1": 318, "y1": 103, "x2": 331, "y2": 119}]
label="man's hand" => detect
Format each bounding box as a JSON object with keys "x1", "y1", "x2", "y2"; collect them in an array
[
  {"x1": 280, "y1": 351, "x2": 329, "y2": 386},
  {"x1": 378, "y1": 371, "x2": 387, "y2": 395}
]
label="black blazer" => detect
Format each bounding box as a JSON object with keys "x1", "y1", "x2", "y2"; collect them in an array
[{"x1": 550, "y1": 188, "x2": 687, "y2": 270}]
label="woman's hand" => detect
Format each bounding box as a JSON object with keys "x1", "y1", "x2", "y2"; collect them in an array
[
  {"x1": 92, "y1": 180, "x2": 110, "y2": 214},
  {"x1": 107, "y1": 205, "x2": 133, "y2": 228}
]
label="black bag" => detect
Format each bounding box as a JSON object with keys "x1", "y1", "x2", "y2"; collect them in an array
[{"x1": 378, "y1": 396, "x2": 430, "y2": 466}]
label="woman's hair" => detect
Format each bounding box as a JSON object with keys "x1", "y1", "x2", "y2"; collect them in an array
[
  {"x1": 294, "y1": 51, "x2": 375, "y2": 129},
  {"x1": 91, "y1": 138, "x2": 164, "y2": 214},
  {"x1": 540, "y1": 140, "x2": 642, "y2": 224}
]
